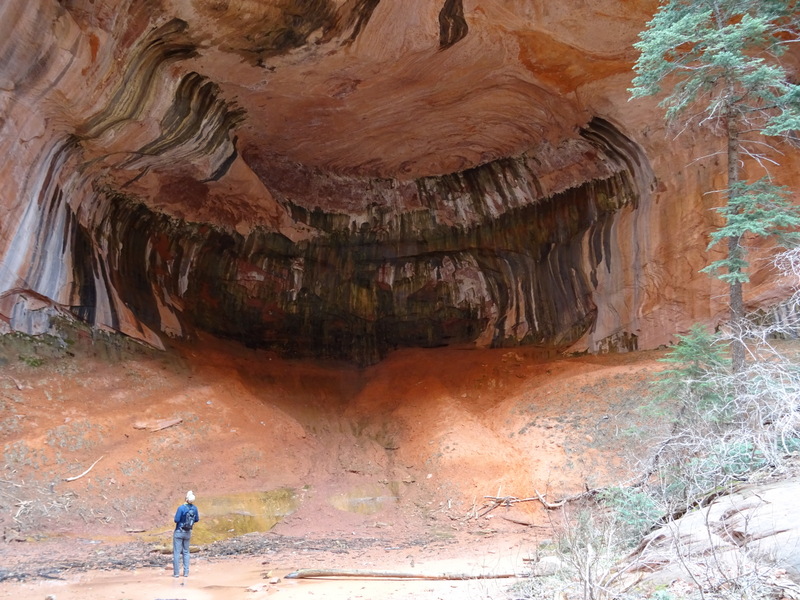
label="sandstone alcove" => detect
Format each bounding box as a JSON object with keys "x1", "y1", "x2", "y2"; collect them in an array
[
  {"x1": 3, "y1": 3, "x2": 800, "y2": 599},
  {"x1": 4, "y1": 0, "x2": 792, "y2": 364}
]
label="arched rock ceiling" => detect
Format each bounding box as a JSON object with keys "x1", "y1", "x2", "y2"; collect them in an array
[
  {"x1": 60, "y1": 0, "x2": 653, "y2": 226},
  {"x1": 0, "y1": 0, "x2": 796, "y2": 363}
]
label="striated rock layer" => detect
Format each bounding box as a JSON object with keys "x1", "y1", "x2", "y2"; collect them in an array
[{"x1": 0, "y1": 0, "x2": 797, "y2": 363}]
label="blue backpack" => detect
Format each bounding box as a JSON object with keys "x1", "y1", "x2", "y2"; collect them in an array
[{"x1": 180, "y1": 505, "x2": 197, "y2": 531}]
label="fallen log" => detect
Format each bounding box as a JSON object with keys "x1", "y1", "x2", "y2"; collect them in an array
[{"x1": 284, "y1": 568, "x2": 525, "y2": 581}]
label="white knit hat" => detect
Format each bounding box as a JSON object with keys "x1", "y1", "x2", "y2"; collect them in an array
[{"x1": 186, "y1": 490, "x2": 195, "y2": 503}]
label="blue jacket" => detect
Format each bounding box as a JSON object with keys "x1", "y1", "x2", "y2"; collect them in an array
[{"x1": 174, "y1": 502, "x2": 200, "y2": 531}]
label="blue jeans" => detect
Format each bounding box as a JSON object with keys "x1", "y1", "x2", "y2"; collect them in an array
[{"x1": 173, "y1": 529, "x2": 191, "y2": 576}]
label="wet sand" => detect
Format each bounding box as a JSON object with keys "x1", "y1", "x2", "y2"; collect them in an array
[{"x1": 1, "y1": 536, "x2": 534, "y2": 600}]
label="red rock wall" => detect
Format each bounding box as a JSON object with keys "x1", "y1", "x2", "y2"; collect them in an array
[{"x1": 0, "y1": 0, "x2": 796, "y2": 362}]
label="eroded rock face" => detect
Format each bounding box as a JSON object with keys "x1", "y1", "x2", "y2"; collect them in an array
[
  {"x1": 624, "y1": 480, "x2": 800, "y2": 586},
  {"x1": 0, "y1": 0, "x2": 796, "y2": 363}
]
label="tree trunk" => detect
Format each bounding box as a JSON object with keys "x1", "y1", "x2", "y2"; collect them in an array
[{"x1": 726, "y1": 114, "x2": 746, "y2": 374}]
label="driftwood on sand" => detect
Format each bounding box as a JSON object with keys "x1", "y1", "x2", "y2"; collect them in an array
[{"x1": 284, "y1": 568, "x2": 526, "y2": 580}]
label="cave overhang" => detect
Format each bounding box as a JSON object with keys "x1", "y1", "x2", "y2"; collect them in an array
[{"x1": 7, "y1": 0, "x2": 781, "y2": 364}]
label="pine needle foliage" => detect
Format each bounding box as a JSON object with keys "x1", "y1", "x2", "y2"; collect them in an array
[
  {"x1": 630, "y1": 0, "x2": 800, "y2": 372},
  {"x1": 631, "y1": 0, "x2": 800, "y2": 131}
]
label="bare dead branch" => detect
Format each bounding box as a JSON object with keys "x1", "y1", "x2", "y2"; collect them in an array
[
  {"x1": 62, "y1": 456, "x2": 104, "y2": 482},
  {"x1": 3, "y1": 376, "x2": 30, "y2": 390},
  {"x1": 500, "y1": 515, "x2": 549, "y2": 528},
  {"x1": 133, "y1": 417, "x2": 183, "y2": 432}
]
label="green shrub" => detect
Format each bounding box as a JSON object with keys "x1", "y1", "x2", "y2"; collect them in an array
[
  {"x1": 19, "y1": 354, "x2": 44, "y2": 367},
  {"x1": 599, "y1": 486, "x2": 661, "y2": 546}
]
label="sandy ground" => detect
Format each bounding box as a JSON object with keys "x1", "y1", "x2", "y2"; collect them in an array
[
  {"x1": 2, "y1": 532, "x2": 539, "y2": 600},
  {"x1": 0, "y1": 326, "x2": 670, "y2": 599}
]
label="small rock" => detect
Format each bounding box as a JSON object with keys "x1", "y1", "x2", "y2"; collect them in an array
[{"x1": 247, "y1": 583, "x2": 269, "y2": 592}]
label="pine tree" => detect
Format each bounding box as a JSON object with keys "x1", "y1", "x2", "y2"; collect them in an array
[{"x1": 630, "y1": 0, "x2": 800, "y2": 372}]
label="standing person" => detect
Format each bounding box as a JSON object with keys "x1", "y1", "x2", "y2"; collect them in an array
[{"x1": 173, "y1": 490, "x2": 199, "y2": 578}]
